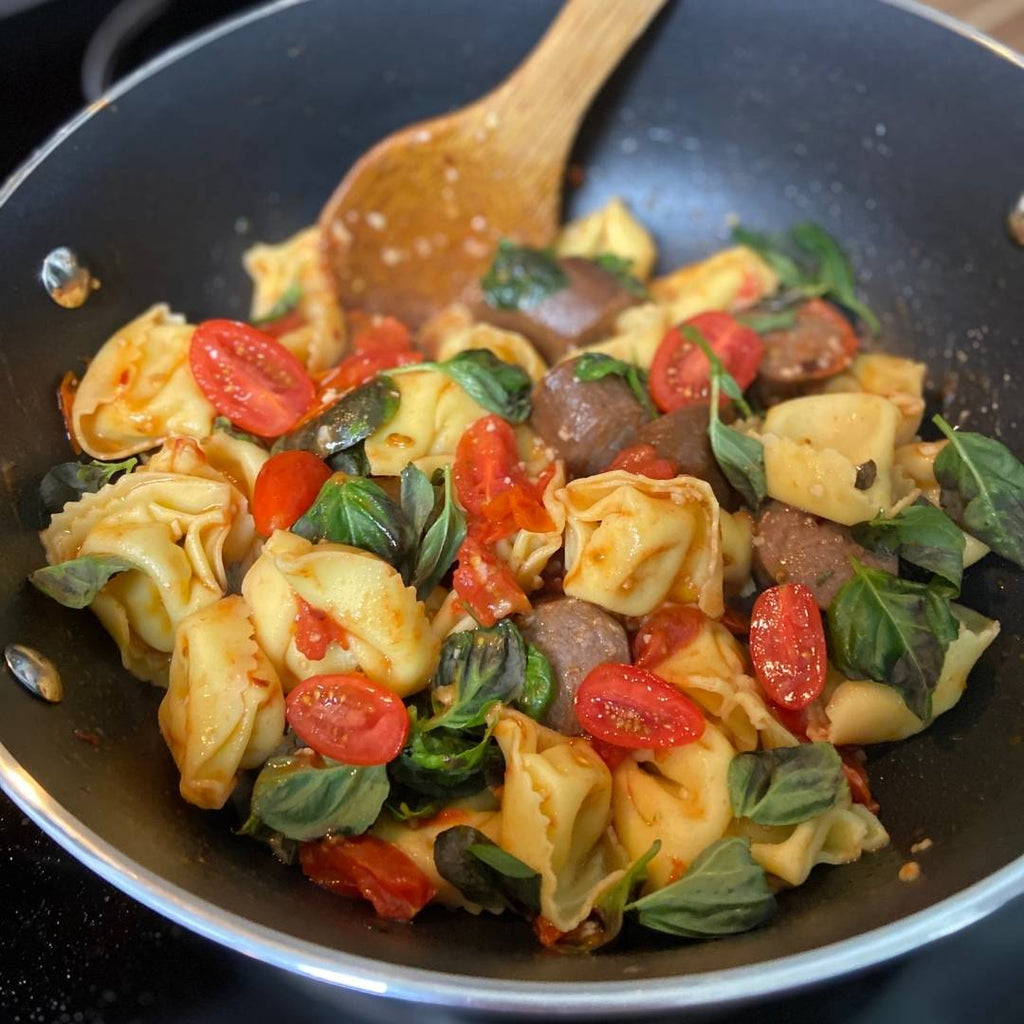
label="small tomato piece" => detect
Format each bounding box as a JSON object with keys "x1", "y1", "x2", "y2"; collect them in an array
[
  {"x1": 351, "y1": 314, "x2": 414, "y2": 356},
  {"x1": 633, "y1": 605, "x2": 705, "y2": 669},
  {"x1": 608, "y1": 443, "x2": 677, "y2": 479},
  {"x1": 452, "y1": 534, "x2": 531, "y2": 627},
  {"x1": 252, "y1": 450, "x2": 331, "y2": 536},
  {"x1": 840, "y1": 746, "x2": 880, "y2": 813},
  {"x1": 294, "y1": 597, "x2": 350, "y2": 661},
  {"x1": 257, "y1": 309, "x2": 306, "y2": 339}
]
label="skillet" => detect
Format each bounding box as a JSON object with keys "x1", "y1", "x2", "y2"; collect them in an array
[{"x1": 0, "y1": 0, "x2": 1022, "y2": 1014}]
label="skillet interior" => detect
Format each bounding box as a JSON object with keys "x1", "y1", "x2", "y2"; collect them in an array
[{"x1": 0, "y1": 0, "x2": 1023, "y2": 1003}]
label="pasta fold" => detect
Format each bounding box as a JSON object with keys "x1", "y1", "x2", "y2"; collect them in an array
[
  {"x1": 555, "y1": 197, "x2": 657, "y2": 281},
  {"x1": 823, "y1": 353, "x2": 926, "y2": 446},
  {"x1": 436, "y1": 323, "x2": 548, "y2": 382}
]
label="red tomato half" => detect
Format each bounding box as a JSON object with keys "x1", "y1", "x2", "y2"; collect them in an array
[
  {"x1": 633, "y1": 605, "x2": 706, "y2": 669},
  {"x1": 286, "y1": 673, "x2": 410, "y2": 766},
  {"x1": 452, "y1": 534, "x2": 531, "y2": 627},
  {"x1": 252, "y1": 450, "x2": 331, "y2": 537},
  {"x1": 574, "y1": 664, "x2": 706, "y2": 750},
  {"x1": 649, "y1": 312, "x2": 763, "y2": 412},
  {"x1": 840, "y1": 747, "x2": 880, "y2": 813},
  {"x1": 749, "y1": 583, "x2": 827, "y2": 710},
  {"x1": 300, "y1": 835, "x2": 435, "y2": 921},
  {"x1": 189, "y1": 319, "x2": 316, "y2": 436},
  {"x1": 607, "y1": 443, "x2": 677, "y2": 479}
]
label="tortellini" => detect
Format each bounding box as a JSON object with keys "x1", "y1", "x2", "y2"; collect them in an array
[
  {"x1": 494, "y1": 709, "x2": 627, "y2": 933},
  {"x1": 823, "y1": 353, "x2": 926, "y2": 446},
  {"x1": 159, "y1": 596, "x2": 285, "y2": 810},
  {"x1": 363, "y1": 367, "x2": 489, "y2": 477},
  {"x1": 559, "y1": 470, "x2": 724, "y2": 618},
  {"x1": 244, "y1": 226, "x2": 346, "y2": 372},
  {"x1": 556, "y1": 197, "x2": 657, "y2": 281},
  {"x1": 40, "y1": 438, "x2": 253, "y2": 684},
  {"x1": 241, "y1": 530, "x2": 439, "y2": 696},
  {"x1": 579, "y1": 302, "x2": 672, "y2": 368},
  {"x1": 821, "y1": 605, "x2": 1000, "y2": 745},
  {"x1": 762, "y1": 393, "x2": 901, "y2": 525},
  {"x1": 612, "y1": 722, "x2": 736, "y2": 890},
  {"x1": 436, "y1": 323, "x2": 548, "y2": 383},
  {"x1": 720, "y1": 509, "x2": 754, "y2": 595},
  {"x1": 198, "y1": 432, "x2": 270, "y2": 505},
  {"x1": 72, "y1": 304, "x2": 214, "y2": 460}
]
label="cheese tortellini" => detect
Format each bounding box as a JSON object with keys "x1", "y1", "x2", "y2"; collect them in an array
[
  {"x1": 556, "y1": 197, "x2": 658, "y2": 281},
  {"x1": 159, "y1": 596, "x2": 285, "y2": 810},
  {"x1": 559, "y1": 470, "x2": 724, "y2": 618},
  {"x1": 436, "y1": 323, "x2": 548, "y2": 383},
  {"x1": 823, "y1": 353, "x2": 926, "y2": 446}
]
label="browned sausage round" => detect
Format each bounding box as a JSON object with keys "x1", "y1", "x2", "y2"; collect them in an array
[
  {"x1": 517, "y1": 597, "x2": 631, "y2": 736},
  {"x1": 753, "y1": 501, "x2": 897, "y2": 609},
  {"x1": 757, "y1": 299, "x2": 859, "y2": 384},
  {"x1": 530, "y1": 358, "x2": 649, "y2": 478}
]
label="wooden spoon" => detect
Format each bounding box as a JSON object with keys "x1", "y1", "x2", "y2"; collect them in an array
[{"x1": 320, "y1": 0, "x2": 668, "y2": 329}]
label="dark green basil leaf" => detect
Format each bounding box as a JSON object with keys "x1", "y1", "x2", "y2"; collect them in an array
[
  {"x1": 827, "y1": 561, "x2": 959, "y2": 721},
  {"x1": 433, "y1": 350, "x2": 532, "y2": 424},
  {"x1": 411, "y1": 464, "x2": 466, "y2": 599},
  {"x1": 388, "y1": 715, "x2": 499, "y2": 799},
  {"x1": 385, "y1": 794, "x2": 445, "y2": 822},
  {"x1": 591, "y1": 253, "x2": 648, "y2": 298},
  {"x1": 29, "y1": 554, "x2": 134, "y2": 608},
  {"x1": 245, "y1": 752, "x2": 388, "y2": 842},
  {"x1": 480, "y1": 240, "x2": 567, "y2": 311},
  {"x1": 573, "y1": 352, "x2": 656, "y2": 418},
  {"x1": 212, "y1": 416, "x2": 266, "y2": 447},
  {"x1": 932, "y1": 414, "x2": 1024, "y2": 569},
  {"x1": 516, "y1": 644, "x2": 556, "y2": 721},
  {"x1": 400, "y1": 464, "x2": 436, "y2": 539},
  {"x1": 40, "y1": 457, "x2": 137, "y2": 514},
  {"x1": 434, "y1": 825, "x2": 541, "y2": 916},
  {"x1": 736, "y1": 309, "x2": 798, "y2": 334},
  {"x1": 626, "y1": 837, "x2": 776, "y2": 938},
  {"x1": 728, "y1": 743, "x2": 845, "y2": 825},
  {"x1": 852, "y1": 500, "x2": 965, "y2": 594},
  {"x1": 730, "y1": 226, "x2": 809, "y2": 290},
  {"x1": 236, "y1": 815, "x2": 299, "y2": 865},
  {"x1": 252, "y1": 280, "x2": 302, "y2": 325},
  {"x1": 273, "y1": 376, "x2": 400, "y2": 457}
]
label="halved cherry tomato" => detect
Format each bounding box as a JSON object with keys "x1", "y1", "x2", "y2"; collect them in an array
[
  {"x1": 758, "y1": 299, "x2": 859, "y2": 383},
  {"x1": 840, "y1": 747, "x2": 880, "y2": 813},
  {"x1": 633, "y1": 605, "x2": 705, "y2": 669},
  {"x1": 649, "y1": 312, "x2": 763, "y2": 412},
  {"x1": 294, "y1": 597, "x2": 350, "y2": 661},
  {"x1": 574, "y1": 664, "x2": 706, "y2": 749},
  {"x1": 189, "y1": 319, "x2": 316, "y2": 437},
  {"x1": 749, "y1": 583, "x2": 827, "y2": 710},
  {"x1": 252, "y1": 450, "x2": 331, "y2": 536},
  {"x1": 452, "y1": 534, "x2": 531, "y2": 627},
  {"x1": 256, "y1": 308, "x2": 306, "y2": 339},
  {"x1": 300, "y1": 835, "x2": 435, "y2": 921},
  {"x1": 586, "y1": 734, "x2": 632, "y2": 772},
  {"x1": 608, "y1": 443, "x2": 677, "y2": 479},
  {"x1": 350, "y1": 314, "x2": 414, "y2": 356},
  {"x1": 57, "y1": 370, "x2": 81, "y2": 454},
  {"x1": 286, "y1": 673, "x2": 410, "y2": 765},
  {"x1": 772, "y1": 705, "x2": 810, "y2": 741}
]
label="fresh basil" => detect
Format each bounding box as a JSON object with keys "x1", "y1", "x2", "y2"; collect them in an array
[
  {"x1": 480, "y1": 240, "x2": 567, "y2": 311},
  {"x1": 626, "y1": 837, "x2": 776, "y2": 939},
  {"x1": 592, "y1": 253, "x2": 648, "y2": 298},
  {"x1": 212, "y1": 416, "x2": 265, "y2": 447},
  {"x1": 388, "y1": 713, "x2": 500, "y2": 799},
  {"x1": 29, "y1": 554, "x2": 134, "y2": 609},
  {"x1": 436, "y1": 350, "x2": 532, "y2": 424},
  {"x1": 273, "y1": 376, "x2": 400, "y2": 457},
  {"x1": 573, "y1": 352, "x2": 656, "y2": 418},
  {"x1": 728, "y1": 743, "x2": 845, "y2": 826},
  {"x1": 400, "y1": 463, "x2": 436, "y2": 539},
  {"x1": 236, "y1": 816, "x2": 298, "y2": 866},
  {"x1": 827, "y1": 561, "x2": 959, "y2": 721},
  {"x1": 932, "y1": 414, "x2": 1024, "y2": 569},
  {"x1": 385, "y1": 794, "x2": 445, "y2": 822},
  {"x1": 252, "y1": 280, "x2": 302, "y2": 325},
  {"x1": 731, "y1": 226, "x2": 809, "y2": 290},
  {"x1": 244, "y1": 752, "x2": 388, "y2": 842},
  {"x1": 852, "y1": 500, "x2": 965, "y2": 594},
  {"x1": 409, "y1": 464, "x2": 467, "y2": 600},
  {"x1": 516, "y1": 644, "x2": 556, "y2": 722},
  {"x1": 433, "y1": 825, "x2": 541, "y2": 916},
  {"x1": 736, "y1": 309, "x2": 797, "y2": 334},
  {"x1": 40, "y1": 457, "x2": 137, "y2": 514}
]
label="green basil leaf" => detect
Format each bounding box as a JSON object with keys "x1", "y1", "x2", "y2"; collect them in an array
[
  {"x1": 433, "y1": 350, "x2": 532, "y2": 424},
  {"x1": 385, "y1": 795, "x2": 445, "y2": 822},
  {"x1": 40, "y1": 457, "x2": 138, "y2": 514},
  {"x1": 412, "y1": 464, "x2": 466, "y2": 599},
  {"x1": 852, "y1": 500, "x2": 965, "y2": 594},
  {"x1": 626, "y1": 837, "x2": 776, "y2": 938},
  {"x1": 246, "y1": 752, "x2": 389, "y2": 842},
  {"x1": 212, "y1": 416, "x2": 266, "y2": 447},
  {"x1": 932, "y1": 415, "x2": 1024, "y2": 569},
  {"x1": 434, "y1": 825, "x2": 541, "y2": 916},
  {"x1": 591, "y1": 253, "x2": 648, "y2": 298},
  {"x1": 29, "y1": 554, "x2": 134, "y2": 609},
  {"x1": 388, "y1": 714, "x2": 498, "y2": 799},
  {"x1": 573, "y1": 352, "x2": 656, "y2": 418},
  {"x1": 252, "y1": 280, "x2": 302, "y2": 325},
  {"x1": 480, "y1": 240, "x2": 567, "y2": 311},
  {"x1": 736, "y1": 309, "x2": 797, "y2": 334},
  {"x1": 400, "y1": 463, "x2": 436, "y2": 540},
  {"x1": 273, "y1": 376, "x2": 400, "y2": 457},
  {"x1": 730, "y1": 225, "x2": 810, "y2": 290},
  {"x1": 516, "y1": 644, "x2": 556, "y2": 721},
  {"x1": 709, "y1": 412, "x2": 766, "y2": 509},
  {"x1": 728, "y1": 743, "x2": 845, "y2": 826},
  {"x1": 236, "y1": 815, "x2": 298, "y2": 865},
  {"x1": 827, "y1": 561, "x2": 959, "y2": 721}
]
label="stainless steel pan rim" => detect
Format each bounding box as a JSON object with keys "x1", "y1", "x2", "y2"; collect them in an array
[{"x1": 2, "y1": 0, "x2": 1022, "y2": 1012}]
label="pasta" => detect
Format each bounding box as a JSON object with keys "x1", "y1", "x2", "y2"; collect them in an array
[
  {"x1": 436, "y1": 323, "x2": 548, "y2": 382},
  {"x1": 555, "y1": 197, "x2": 658, "y2": 281},
  {"x1": 823, "y1": 353, "x2": 926, "y2": 446}
]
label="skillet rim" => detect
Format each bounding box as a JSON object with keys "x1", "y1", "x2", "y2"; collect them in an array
[{"x1": 1, "y1": 0, "x2": 1022, "y2": 1012}]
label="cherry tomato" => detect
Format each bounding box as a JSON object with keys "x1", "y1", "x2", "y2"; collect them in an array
[
  {"x1": 294, "y1": 597, "x2": 350, "y2": 661},
  {"x1": 587, "y1": 734, "x2": 632, "y2": 772},
  {"x1": 534, "y1": 916, "x2": 566, "y2": 948},
  {"x1": 758, "y1": 299, "x2": 859, "y2": 383},
  {"x1": 189, "y1": 319, "x2": 316, "y2": 437},
  {"x1": 57, "y1": 370, "x2": 81, "y2": 454},
  {"x1": 720, "y1": 606, "x2": 751, "y2": 637},
  {"x1": 772, "y1": 705, "x2": 810, "y2": 740},
  {"x1": 633, "y1": 605, "x2": 706, "y2": 669},
  {"x1": 608, "y1": 443, "x2": 677, "y2": 479},
  {"x1": 574, "y1": 664, "x2": 706, "y2": 749},
  {"x1": 649, "y1": 312, "x2": 763, "y2": 412},
  {"x1": 350, "y1": 314, "x2": 414, "y2": 356},
  {"x1": 749, "y1": 583, "x2": 827, "y2": 710},
  {"x1": 252, "y1": 450, "x2": 331, "y2": 536},
  {"x1": 452, "y1": 534, "x2": 531, "y2": 627},
  {"x1": 286, "y1": 673, "x2": 410, "y2": 765},
  {"x1": 840, "y1": 747, "x2": 880, "y2": 813},
  {"x1": 299, "y1": 835, "x2": 435, "y2": 921},
  {"x1": 256, "y1": 309, "x2": 306, "y2": 339}
]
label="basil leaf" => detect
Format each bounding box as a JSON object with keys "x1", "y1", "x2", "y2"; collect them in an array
[
  {"x1": 400, "y1": 464, "x2": 436, "y2": 539},
  {"x1": 736, "y1": 309, "x2": 797, "y2": 334},
  {"x1": 731, "y1": 226, "x2": 809, "y2": 290},
  {"x1": 432, "y1": 350, "x2": 532, "y2": 424},
  {"x1": 212, "y1": 416, "x2": 265, "y2": 447},
  {"x1": 932, "y1": 415, "x2": 1024, "y2": 569},
  {"x1": 434, "y1": 825, "x2": 541, "y2": 916},
  {"x1": 827, "y1": 561, "x2": 959, "y2": 721},
  {"x1": 385, "y1": 795, "x2": 445, "y2": 822},
  {"x1": 40, "y1": 457, "x2": 137, "y2": 514},
  {"x1": 29, "y1": 554, "x2": 134, "y2": 608},
  {"x1": 591, "y1": 253, "x2": 648, "y2": 298},
  {"x1": 388, "y1": 715, "x2": 499, "y2": 799},
  {"x1": 852, "y1": 500, "x2": 965, "y2": 594},
  {"x1": 411, "y1": 464, "x2": 466, "y2": 599},
  {"x1": 709, "y1": 404, "x2": 766, "y2": 508},
  {"x1": 626, "y1": 837, "x2": 776, "y2": 939},
  {"x1": 573, "y1": 352, "x2": 656, "y2": 418},
  {"x1": 480, "y1": 240, "x2": 567, "y2": 311},
  {"x1": 273, "y1": 376, "x2": 400, "y2": 457},
  {"x1": 728, "y1": 743, "x2": 845, "y2": 826},
  {"x1": 236, "y1": 816, "x2": 298, "y2": 866},
  {"x1": 245, "y1": 752, "x2": 388, "y2": 842},
  {"x1": 516, "y1": 644, "x2": 556, "y2": 721},
  {"x1": 252, "y1": 280, "x2": 302, "y2": 325}
]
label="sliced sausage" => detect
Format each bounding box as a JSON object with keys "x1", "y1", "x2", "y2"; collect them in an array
[
  {"x1": 530, "y1": 358, "x2": 649, "y2": 478},
  {"x1": 475, "y1": 257, "x2": 639, "y2": 363},
  {"x1": 757, "y1": 299, "x2": 859, "y2": 384},
  {"x1": 753, "y1": 501, "x2": 897, "y2": 609},
  {"x1": 517, "y1": 597, "x2": 631, "y2": 736}
]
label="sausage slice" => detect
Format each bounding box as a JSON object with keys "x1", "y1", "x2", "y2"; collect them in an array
[{"x1": 757, "y1": 299, "x2": 858, "y2": 384}]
